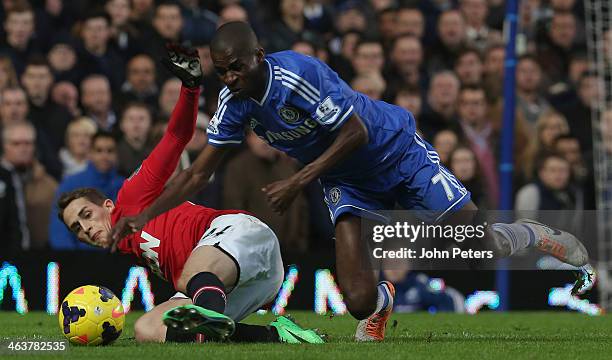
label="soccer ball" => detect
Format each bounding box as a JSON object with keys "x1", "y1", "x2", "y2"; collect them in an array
[{"x1": 58, "y1": 285, "x2": 125, "y2": 346}]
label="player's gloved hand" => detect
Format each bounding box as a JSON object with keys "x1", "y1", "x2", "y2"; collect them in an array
[
  {"x1": 161, "y1": 43, "x2": 203, "y2": 89},
  {"x1": 109, "y1": 214, "x2": 148, "y2": 253},
  {"x1": 262, "y1": 177, "x2": 302, "y2": 215}
]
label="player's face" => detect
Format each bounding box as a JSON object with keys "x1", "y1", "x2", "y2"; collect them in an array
[
  {"x1": 211, "y1": 47, "x2": 265, "y2": 99},
  {"x1": 63, "y1": 197, "x2": 115, "y2": 248}
]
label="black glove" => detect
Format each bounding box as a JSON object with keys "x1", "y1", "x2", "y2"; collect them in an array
[{"x1": 161, "y1": 43, "x2": 203, "y2": 89}]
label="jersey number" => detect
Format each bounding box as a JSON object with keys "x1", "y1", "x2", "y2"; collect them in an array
[{"x1": 432, "y1": 172, "x2": 455, "y2": 201}]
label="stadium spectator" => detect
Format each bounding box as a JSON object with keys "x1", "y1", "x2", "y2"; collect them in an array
[
  {"x1": 385, "y1": 35, "x2": 425, "y2": 94},
  {"x1": 0, "y1": 55, "x2": 18, "y2": 91},
  {"x1": 145, "y1": 1, "x2": 184, "y2": 83},
  {"x1": 456, "y1": 85, "x2": 499, "y2": 207},
  {"x1": 291, "y1": 39, "x2": 316, "y2": 57},
  {"x1": 117, "y1": 54, "x2": 158, "y2": 112},
  {"x1": 51, "y1": 81, "x2": 80, "y2": 117},
  {"x1": 449, "y1": 145, "x2": 487, "y2": 208},
  {"x1": 427, "y1": 10, "x2": 467, "y2": 73},
  {"x1": 554, "y1": 134, "x2": 595, "y2": 209},
  {"x1": 537, "y1": 11, "x2": 581, "y2": 85},
  {"x1": 515, "y1": 152, "x2": 582, "y2": 214},
  {"x1": 130, "y1": 0, "x2": 156, "y2": 33},
  {"x1": 557, "y1": 71, "x2": 603, "y2": 154},
  {"x1": 392, "y1": 87, "x2": 422, "y2": 123},
  {"x1": 1, "y1": 121, "x2": 57, "y2": 251},
  {"x1": 0, "y1": 86, "x2": 28, "y2": 126},
  {"x1": 263, "y1": 0, "x2": 318, "y2": 53},
  {"x1": 432, "y1": 129, "x2": 459, "y2": 166},
  {"x1": 460, "y1": 0, "x2": 495, "y2": 51},
  {"x1": 75, "y1": 12, "x2": 125, "y2": 90},
  {"x1": 419, "y1": 71, "x2": 461, "y2": 141},
  {"x1": 49, "y1": 131, "x2": 124, "y2": 250},
  {"x1": 217, "y1": 3, "x2": 248, "y2": 26},
  {"x1": 351, "y1": 38, "x2": 385, "y2": 80},
  {"x1": 105, "y1": 0, "x2": 144, "y2": 61},
  {"x1": 21, "y1": 57, "x2": 72, "y2": 160},
  {"x1": 223, "y1": 131, "x2": 310, "y2": 253},
  {"x1": 482, "y1": 44, "x2": 504, "y2": 101},
  {"x1": 521, "y1": 110, "x2": 570, "y2": 181},
  {"x1": 157, "y1": 77, "x2": 181, "y2": 120},
  {"x1": 0, "y1": 4, "x2": 40, "y2": 76},
  {"x1": 178, "y1": 0, "x2": 218, "y2": 46},
  {"x1": 46, "y1": 37, "x2": 79, "y2": 83},
  {"x1": 80, "y1": 74, "x2": 118, "y2": 135},
  {"x1": 351, "y1": 72, "x2": 386, "y2": 101},
  {"x1": 116, "y1": 103, "x2": 153, "y2": 177},
  {"x1": 59, "y1": 117, "x2": 97, "y2": 178},
  {"x1": 453, "y1": 47, "x2": 484, "y2": 87},
  {"x1": 395, "y1": 7, "x2": 424, "y2": 40},
  {"x1": 0, "y1": 86, "x2": 62, "y2": 179},
  {"x1": 376, "y1": 7, "x2": 396, "y2": 48},
  {"x1": 515, "y1": 55, "x2": 550, "y2": 126},
  {"x1": 334, "y1": 2, "x2": 367, "y2": 35}
]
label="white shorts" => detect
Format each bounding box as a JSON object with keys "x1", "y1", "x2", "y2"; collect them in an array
[{"x1": 172, "y1": 213, "x2": 284, "y2": 322}]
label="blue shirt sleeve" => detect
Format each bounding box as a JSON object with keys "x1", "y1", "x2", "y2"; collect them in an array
[
  {"x1": 206, "y1": 88, "x2": 246, "y2": 147},
  {"x1": 275, "y1": 56, "x2": 356, "y2": 132}
]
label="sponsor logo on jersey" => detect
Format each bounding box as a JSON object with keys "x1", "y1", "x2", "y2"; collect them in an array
[
  {"x1": 249, "y1": 117, "x2": 260, "y2": 129},
  {"x1": 278, "y1": 106, "x2": 301, "y2": 124},
  {"x1": 315, "y1": 96, "x2": 340, "y2": 125},
  {"x1": 207, "y1": 114, "x2": 220, "y2": 135},
  {"x1": 329, "y1": 187, "x2": 341, "y2": 205}
]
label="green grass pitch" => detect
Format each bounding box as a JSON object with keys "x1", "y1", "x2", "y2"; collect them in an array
[{"x1": 1, "y1": 311, "x2": 610, "y2": 359}]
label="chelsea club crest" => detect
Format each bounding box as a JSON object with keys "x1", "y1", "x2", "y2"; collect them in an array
[
  {"x1": 329, "y1": 187, "x2": 341, "y2": 205},
  {"x1": 278, "y1": 106, "x2": 300, "y2": 124}
]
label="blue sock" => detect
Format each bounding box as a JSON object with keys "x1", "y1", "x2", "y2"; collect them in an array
[{"x1": 491, "y1": 223, "x2": 536, "y2": 255}]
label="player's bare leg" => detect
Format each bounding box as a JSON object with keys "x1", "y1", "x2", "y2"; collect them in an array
[
  {"x1": 333, "y1": 214, "x2": 395, "y2": 341},
  {"x1": 165, "y1": 245, "x2": 238, "y2": 340},
  {"x1": 134, "y1": 298, "x2": 192, "y2": 343}
]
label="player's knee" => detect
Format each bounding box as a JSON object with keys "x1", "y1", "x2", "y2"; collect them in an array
[
  {"x1": 134, "y1": 316, "x2": 163, "y2": 343},
  {"x1": 343, "y1": 286, "x2": 377, "y2": 320}
]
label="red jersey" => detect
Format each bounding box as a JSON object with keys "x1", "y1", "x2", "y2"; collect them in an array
[{"x1": 114, "y1": 86, "x2": 245, "y2": 288}]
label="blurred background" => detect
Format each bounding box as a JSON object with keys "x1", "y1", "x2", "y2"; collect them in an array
[{"x1": 0, "y1": 0, "x2": 610, "y2": 316}]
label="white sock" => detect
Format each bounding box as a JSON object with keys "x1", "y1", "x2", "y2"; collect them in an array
[
  {"x1": 374, "y1": 282, "x2": 391, "y2": 314},
  {"x1": 491, "y1": 223, "x2": 536, "y2": 256}
]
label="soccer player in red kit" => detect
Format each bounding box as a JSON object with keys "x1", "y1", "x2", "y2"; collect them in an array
[{"x1": 57, "y1": 45, "x2": 323, "y2": 344}]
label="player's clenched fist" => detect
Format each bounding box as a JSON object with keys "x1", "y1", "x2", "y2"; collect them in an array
[
  {"x1": 162, "y1": 43, "x2": 203, "y2": 89},
  {"x1": 262, "y1": 177, "x2": 302, "y2": 215}
]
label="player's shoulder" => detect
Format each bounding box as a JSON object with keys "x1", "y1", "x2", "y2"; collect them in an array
[{"x1": 267, "y1": 50, "x2": 325, "y2": 77}]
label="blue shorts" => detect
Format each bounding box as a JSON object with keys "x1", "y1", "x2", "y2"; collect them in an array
[{"x1": 321, "y1": 133, "x2": 470, "y2": 224}]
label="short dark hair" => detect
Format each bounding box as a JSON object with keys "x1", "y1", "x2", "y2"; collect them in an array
[
  {"x1": 24, "y1": 55, "x2": 51, "y2": 71},
  {"x1": 57, "y1": 187, "x2": 107, "y2": 224},
  {"x1": 81, "y1": 10, "x2": 111, "y2": 26},
  {"x1": 120, "y1": 102, "x2": 152, "y2": 122},
  {"x1": 536, "y1": 151, "x2": 568, "y2": 171},
  {"x1": 92, "y1": 130, "x2": 116, "y2": 145}
]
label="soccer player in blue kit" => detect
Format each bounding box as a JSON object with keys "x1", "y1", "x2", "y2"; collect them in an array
[{"x1": 111, "y1": 22, "x2": 594, "y2": 342}]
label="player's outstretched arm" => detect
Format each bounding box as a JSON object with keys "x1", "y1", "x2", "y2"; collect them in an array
[
  {"x1": 110, "y1": 144, "x2": 228, "y2": 250},
  {"x1": 262, "y1": 113, "x2": 368, "y2": 213}
]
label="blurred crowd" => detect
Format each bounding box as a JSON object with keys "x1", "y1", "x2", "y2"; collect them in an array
[{"x1": 0, "y1": 0, "x2": 611, "y2": 257}]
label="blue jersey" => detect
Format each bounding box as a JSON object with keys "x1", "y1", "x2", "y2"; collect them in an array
[{"x1": 207, "y1": 51, "x2": 417, "y2": 183}]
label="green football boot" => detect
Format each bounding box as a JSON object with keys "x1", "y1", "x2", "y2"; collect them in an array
[
  {"x1": 163, "y1": 304, "x2": 235, "y2": 340},
  {"x1": 269, "y1": 316, "x2": 325, "y2": 344}
]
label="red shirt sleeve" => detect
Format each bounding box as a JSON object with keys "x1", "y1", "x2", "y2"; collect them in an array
[{"x1": 117, "y1": 86, "x2": 200, "y2": 207}]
